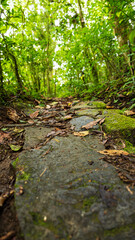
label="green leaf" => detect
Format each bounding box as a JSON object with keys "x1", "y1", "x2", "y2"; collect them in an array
[
  {"x1": 10, "y1": 145, "x2": 22, "y2": 152},
  {"x1": 129, "y1": 30, "x2": 135, "y2": 44}
]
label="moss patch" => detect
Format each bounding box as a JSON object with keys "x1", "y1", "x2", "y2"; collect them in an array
[
  {"x1": 88, "y1": 101, "x2": 106, "y2": 109},
  {"x1": 74, "y1": 196, "x2": 98, "y2": 212},
  {"x1": 12, "y1": 157, "x2": 19, "y2": 168},
  {"x1": 124, "y1": 141, "x2": 135, "y2": 154},
  {"x1": 104, "y1": 223, "x2": 135, "y2": 238},
  {"x1": 30, "y1": 212, "x2": 70, "y2": 239}
]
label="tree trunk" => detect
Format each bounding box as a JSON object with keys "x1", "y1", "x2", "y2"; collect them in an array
[
  {"x1": 77, "y1": 0, "x2": 99, "y2": 84},
  {"x1": 8, "y1": 52, "x2": 23, "y2": 90},
  {"x1": 3, "y1": 36, "x2": 23, "y2": 90},
  {"x1": 0, "y1": 59, "x2": 4, "y2": 98}
]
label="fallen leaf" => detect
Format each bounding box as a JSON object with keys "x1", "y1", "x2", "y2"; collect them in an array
[
  {"x1": 119, "y1": 139, "x2": 126, "y2": 149},
  {"x1": 35, "y1": 99, "x2": 40, "y2": 104},
  {"x1": 55, "y1": 127, "x2": 61, "y2": 131},
  {"x1": 67, "y1": 102, "x2": 72, "y2": 107},
  {"x1": 0, "y1": 132, "x2": 11, "y2": 143},
  {"x1": 82, "y1": 119, "x2": 102, "y2": 130},
  {"x1": 27, "y1": 119, "x2": 35, "y2": 124},
  {"x1": 13, "y1": 128, "x2": 24, "y2": 133},
  {"x1": 0, "y1": 190, "x2": 14, "y2": 207},
  {"x1": 98, "y1": 149, "x2": 129, "y2": 156},
  {"x1": 124, "y1": 110, "x2": 135, "y2": 116},
  {"x1": 74, "y1": 131, "x2": 89, "y2": 137},
  {"x1": 46, "y1": 105, "x2": 51, "y2": 109},
  {"x1": 30, "y1": 110, "x2": 39, "y2": 119},
  {"x1": 35, "y1": 105, "x2": 44, "y2": 109},
  {"x1": 0, "y1": 196, "x2": 5, "y2": 207},
  {"x1": 63, "y1": 115, "x2": 72, "y2": 120},
  {"x1": 106, "y1": 106, "x2": 115, "y2": 109},
  {"x1": 46, "y1": 131, "x2": 56, "y2": 137},
  {"x1": 16, "y1": 186, "x2": 24, "y2": 195},
  {"x1": 0, "y1": 231, "x2": 15, "y2": 240},
  {"x1": 99, "y1": 118, "x2": 105, "y2": 125},
  {"x1": 53, "y1": 138, "x2": 60, "y2": 143},
  {"x1": 7, "y1": 108, "x2": 20, "y2": 122},
  {"x1": 10, "y1": 144, "x2": 22, "y2": 152}
]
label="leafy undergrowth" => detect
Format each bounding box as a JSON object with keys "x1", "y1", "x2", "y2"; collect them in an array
[{"x1": 59, "y1": 80, "x2": 135, "y2": 110}]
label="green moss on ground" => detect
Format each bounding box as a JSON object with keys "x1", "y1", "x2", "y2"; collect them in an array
[
  {"x1": 124, "y1": 141, "x2": 135, "y2": 154},
  {"x1": 30, "y1": 212, "x2": 70, "y2": 239},
  {"x1": 74, "y1": 196, "x2": 98, "y2": 212},
  {"x1": 104, "y1": 223, "x2": 135, "y2": 238},
  {"x1": 88, "y1": 101, "x2": 106, "y2": 109},
  {"x1": 12, "y1": 157, "x2": 19, "y2": 168}
]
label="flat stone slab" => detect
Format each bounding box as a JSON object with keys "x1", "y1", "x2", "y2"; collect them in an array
[
  {"x1": 75, "y1": 109, "x2": 102, "y2": 118},
  {"x1": 23, "y1": 127, "x2": 53, "y2": 149},
  {"x1": 14, "y1": 132, "x2": 135, "y2": 240},
  {"x1": 72, "y1": 102, "x2": 90, "y2": 109},
  {"x1": 70, "y1": 116, "x2": 99, "y2": 131},
  {"x1": 72, "y1": 101, "x2": 106, "y2": 110}
]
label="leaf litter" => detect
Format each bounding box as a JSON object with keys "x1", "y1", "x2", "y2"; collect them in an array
[{"x1": 1, "y1": 97, "x2": 135, "y2": 238}]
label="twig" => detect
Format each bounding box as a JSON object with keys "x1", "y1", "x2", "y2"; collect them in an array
[
  {"x1": 2, "y1": 123, "x2": 34, "y2": 128},
  {"x1": 42, "y1": 147, "x2": 51, "y2": 157},
  {"x1": 40, "y1": 168, "x2": 47, "y2": 177},
  {"x1": 126, "y1": 186, "x2": 133, "y2": 195}
]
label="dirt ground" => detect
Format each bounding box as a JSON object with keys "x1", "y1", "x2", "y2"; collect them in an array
[{"x1": 0, "y1": 107, "x2": 24, "y2": 240}]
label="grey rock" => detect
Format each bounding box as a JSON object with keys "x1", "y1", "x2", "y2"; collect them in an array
[{"x1": 14, "y1": 128, "x2": 135, "y2": 240}]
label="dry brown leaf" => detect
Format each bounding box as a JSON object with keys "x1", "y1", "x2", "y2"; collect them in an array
[
  {"x1": 27, "y1": 119, "x2": 35, "y2": 124},
  {"x1": 0, "y1": 190, "x2": 14, "y2": 207},
  {"x1": 63, "y1": 115, "x2": 72, "y2": 120},
  {"x1": 46, "y1": 105, "x2": 51, "y2": 109},
  {"x1": 7, "y1": 108, "x2": 20, "y2": 122},
  {"x1": 46, "y1": 131, "x2": 56, "y2": 137},
  {"x1": 35, "y1": 105, "x2": 44, "y2": 109},
  {"x1": 107, "y1": 105, "x2": 113, "y2": 109},
  {"x1": 55, "y1": 127, "x2": 61, "y2": 131},
  {"x1": 0, "y1": 132, "x2": 11, "y2": 143},
  {"x1": 0, "y1": 196, "x2": 5, "y2": 207},
  {"x1": 16, "y1": 186, "x2": 24, "y2": 196},
  {"x1": 74, "y1": 131, "x2": 89, "y2": 137},
  {"x1": 82, "y1": 119, "x2": 102, "y2": 130},
  {"x1": 124, "y1": 110, "x2": 135, "y2": 116},
  {"x1": 35, "y1": 99, "x2": 40, "y2": 104},
  {"x1": 30, "y1": 110, "x2": 39, "y2": 119},
  {"x1": 98, "y1": 149, "x2": 129, "y2": 156},
  {"x1": 0, "y1": 231, "x2": 15, "y2": 240},
  {"x1": 99, "y1": 118, "x2": 105, "y2": 125}
]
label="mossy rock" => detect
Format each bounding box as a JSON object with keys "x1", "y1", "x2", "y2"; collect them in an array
[
  {"x1": 75, "y1": 109, "x2": 101, "y2": 117},
  {"x1": 103, "y1": 110, "x2": 135, "y2": 144},
  {"x1": 88, "y1": 101, "x2": 106, "y2": 109}
]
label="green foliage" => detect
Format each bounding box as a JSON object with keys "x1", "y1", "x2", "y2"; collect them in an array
[{"x1": 0, "y1": 0, "x2": 134, "y2": 103}]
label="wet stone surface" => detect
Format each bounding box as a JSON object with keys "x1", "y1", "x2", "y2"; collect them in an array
[
  {"x1": 70, "y1": 116, "x2": 99, "y2": 131},
  {"x1": 75, "y1": 109, "x2": 102, "y2": 118},
  {"x1": 14, "y1": 128, "x2": 135, "y2": 240},
  {"x1": 23, "y1": 127, "x2": 52, "y2": 149}
]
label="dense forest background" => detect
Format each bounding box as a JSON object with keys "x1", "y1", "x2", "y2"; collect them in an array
[{"x1": 0, "y1": 0, "x2": 135, "y2": 107}]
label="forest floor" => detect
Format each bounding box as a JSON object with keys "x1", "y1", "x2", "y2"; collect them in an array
[{"x1": 0, "y1": 97, "x2": 135, "y2": 240}]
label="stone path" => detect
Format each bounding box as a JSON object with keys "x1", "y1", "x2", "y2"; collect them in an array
[{"x1": 14, "y1": 101, "x2": 135, "y2": 240}]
